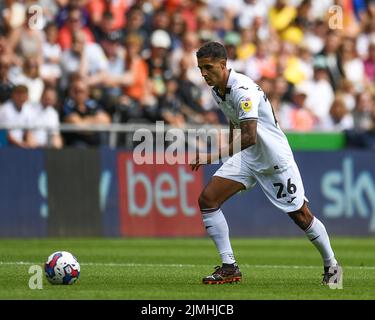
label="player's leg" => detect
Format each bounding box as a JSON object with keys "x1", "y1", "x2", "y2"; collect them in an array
[
  {"x1": 199, "y1": 176, "x2": 245, "y2": 263},
  {"x1": 199, "y1": 176, "x2": 245, "y2": 284},
  {"x1": 288, "y1": 203, "x2": 342, "y2": 287},
  {"x1": 254, "y1": 162, "x2": 342, "y2": 286},
  {"x1": 288, "y1": 202, "x2": 337, "y2": 268},
  {"x1": 199, "y1": 152, "x2": 256, "y2": 284}
]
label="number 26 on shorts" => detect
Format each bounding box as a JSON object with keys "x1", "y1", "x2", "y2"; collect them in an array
[{"x1": 273, "y1": 178, "x2": 297, "y2": 199}]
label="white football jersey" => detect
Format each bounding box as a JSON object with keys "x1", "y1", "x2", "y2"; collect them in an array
[{"x1": 211, "y1": 69, "x2": 294, "y2": 173}]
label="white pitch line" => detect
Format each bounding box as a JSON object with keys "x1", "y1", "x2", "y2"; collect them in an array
[{"x1": 0, "y1": 261, "x2": 375, "y2": 270}]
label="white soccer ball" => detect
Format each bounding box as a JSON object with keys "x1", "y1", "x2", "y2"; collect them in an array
[{"x1": 45, "y1": 251, "x2": 80, "y2": 285}]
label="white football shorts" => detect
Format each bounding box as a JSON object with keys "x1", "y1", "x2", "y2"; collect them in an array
[{"x1": 213, "y1": 152, "x2": 307, "y2": 213}]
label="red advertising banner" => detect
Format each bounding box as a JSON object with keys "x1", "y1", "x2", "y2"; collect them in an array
[{"x1": 117, "y1": 152, "x2": 205, "y2": 236}]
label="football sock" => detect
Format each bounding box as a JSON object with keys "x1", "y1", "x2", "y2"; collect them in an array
[
  {"x1": 305, "y1": 217, "x2": 338, "y2": 267},
  {"x1": 201, "y1": 208, "x2": 236, "y2": 265}
]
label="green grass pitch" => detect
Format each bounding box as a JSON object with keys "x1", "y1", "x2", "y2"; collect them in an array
[{"x1": 0, "y1": 237, "x2": 374, "y2": 300}]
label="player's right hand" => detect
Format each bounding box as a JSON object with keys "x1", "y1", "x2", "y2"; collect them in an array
[
  {"x1": 190, "y1": 153, "x2": 211, "y2": 171},
  {"x1": 190, "y1": 154, "x2": 203, "y2": 171}
]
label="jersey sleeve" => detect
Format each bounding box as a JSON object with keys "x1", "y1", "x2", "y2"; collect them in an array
[{"x1": 233, "y1": 86, "x2": 261, "y2": 122}]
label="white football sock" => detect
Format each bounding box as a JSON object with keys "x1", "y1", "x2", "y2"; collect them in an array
[
  {"x1": 305, "y1": 217, "x2": 338, "y2": 267},
  {"x1": 201, "y1": 208, "x2": 236, "y2": 264}
]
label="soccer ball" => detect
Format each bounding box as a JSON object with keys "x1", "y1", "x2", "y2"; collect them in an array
[{"x1": 45, "y1": 251, "x2": 80, "y2": 285}]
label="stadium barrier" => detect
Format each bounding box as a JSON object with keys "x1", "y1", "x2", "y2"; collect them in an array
[
  {"x1": 1, "y1": 147, "x2": 375, "y2": 237},
  {"x1": 0, "y1": 123, "x2": 346, "y2": 150},
  {"x1": 0, "y1": 124, "x2": 374, "y2": 237}
]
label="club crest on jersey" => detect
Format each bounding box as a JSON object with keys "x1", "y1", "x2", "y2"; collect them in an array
[{"x1": 240, "y1": 100, "x2": 252, "y2": 112}]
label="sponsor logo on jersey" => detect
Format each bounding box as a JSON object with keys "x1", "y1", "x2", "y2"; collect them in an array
[{"x1": 240, "y1": 100, "x2": 252, "y2": 112}]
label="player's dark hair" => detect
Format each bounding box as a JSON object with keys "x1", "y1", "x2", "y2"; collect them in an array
[{"x1": 196, "y1": 42, "x2": 227, "y2": 60}]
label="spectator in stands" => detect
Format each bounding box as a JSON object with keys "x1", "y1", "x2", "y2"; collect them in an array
[
  {"x1": 38, "y1": 0, "x2": 59, "y2": 24},
  {"x1": 281, "y1": 83, "x2": 316, "y2": 132},
  {"x1": 55, "y1": 0, "x2": 90, "y2": 29},
  {"x1": 244, "y1": 40, "x2": 277, "y2": 81},
  {"x1": 352, "y1": 90, "x2": 375, "y2": 130},
  {"x1": 339, "y1": 37, "x2": 365, "y2": 92},
  {"x1": 274, "y1": 75, "x2": 290, "y2": 102},
  {"x1": 0, "y1": 55, "x2": 14, "y2": 104},
  {"x1": 224, "y1": 32, "x2": 245, "y2": 73},
  {"x1": 150, "y1": 8, "x2": 170, "y2": 32},
  {"x1": 303, "y1": 19, "x2": 326, "y2": 55},
  {"x1": 1, "y1": 0, "x2": 374, "y2": 143},
  {"x1": 92, "y1": 11, "x2": 118, "y2": 43},
  {"x1": 60, "y1": 30, "x2": 108, "y2": 91},
  {"x1": 175, "y1": 56, "x2": 206, "y2": 125},
  {"x1": 62, "y1": 77, "x2": 111, "y2": 146},
  {"x1": 258, "y1": 76, "x2": 273, "y2": 97},
  {"x1": 8, "y1": 6, "x2": 43, "y2": 67},
  {"x1": 171, "y1": 31, "x2": 201, "y2": 86},
  {"x1": 195, "y1": 6, "x2": 216, "y2": 45},
  {"x1": 0, "y1": 31, "x2": 19, "y2": 69},
  {"x1": 319, "y1": 95, "x2": 354, "y2": 131},
  {"x1": 40, "y1": 22, "x2": 62, "y2": 86},
  {"x1": 99, "y1": 30, "x2": 126, "y2": 114},
  {"x1": 268, "y1": 0, "x2": 297, "y2": 39},
  {"x1": 86, "y1": 0, "x2": 128, "y2": 31},
  {"x1": 268, "y1": 92, "x2": 291, "y2": 131},
  {"x1": 168, "y1": 0, "x2": 199, "y2": 32},
  {"x1": 252, "y1": 10, "x2": 271, "y2": 41},
  {"x1": 120, "y1": 33, "x2": 158, "y2": 122},
  {"x1": 237, "y1": 27, "x2": 256, "y2": 61},
  {"x1": 2, "y1": 0, "x2": 26, "y2": 32},
  {"x1": 0, "y1": 32, "x2": 8, "y2": 58},
  {"x1": 237, "y1": 0, "x2": 268, "y2": 32},
  {"x1": 172, "y1": 30, "x2": 220, "y2": 123},
  {"x1": 122, "y1": 5, "x2": 148, "y2": 49},
  {"x1": 169, "y1": 11, "x2": 187, "y2": 50},
  {"x1": 338, "y1": 79, "x2": 357, "y2": 112},
  {"x1": 146, "y1": 29, "x2": 173, "y2": 101},
  {"x1": 302, "y1": 64, "x2": 335, "y2": 126},
  {"x1": 297, "y1": 42, "x2": 314, "y2": 82},
  {"x1": 314, "y1": 30, "x2": 344, "y2": 90},
  {"x1": 356, "y1": 15, "x2": 375, "y2": 59},
  {"x1": 9, "y1": 56, "x2": 44, "y2": 104},
  {"x1": 31, "y1": 86, "x2": 63, "y2": 148},
  {"x1": 58, "y1": 6, "x2": 94, "y2": 50},
  {"x1": 159, "y1": 77, "x2": 186, "y2": 128},
  {"x1": 206, "y1": 0, "x2": 242, "y2": 33},
  {"x1": 364, "y1": 41, "x2": 375, "y2": 82},
  {"x1": 0, "y1": 6, "x2": 5, "y2": 29},
  {"x1": 278, "y1": 41, "x2": 307, "y2": 85},
  {"x1": 294, "y1": 0, "x2": 314, "y2": 31},
  {"x1": 0, "y1": 84, "x2": 38, "y2": 148}
]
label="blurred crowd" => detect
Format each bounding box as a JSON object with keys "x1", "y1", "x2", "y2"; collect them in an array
[{"x1": 0, "y1": 0, "x2": 375, "y2": 148}]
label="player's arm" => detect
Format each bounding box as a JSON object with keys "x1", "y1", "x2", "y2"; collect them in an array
[
  {"x1": 216, "y1": 119, "x2": 257, "y2": 162},
  {"x1": 190, "y1": 87, "x2": 259, "y2": 171},
  {"x1": 233, "y1": 119, "x2": 257, "y2": 151},
  {"x1": 190, "y1": 119, "x2": 257, "y2": 171}
]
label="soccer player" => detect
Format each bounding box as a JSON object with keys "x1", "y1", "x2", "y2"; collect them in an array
[{"x1": 190, "y1": 42, "x2": 343, "y2": 286}]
